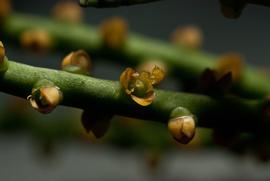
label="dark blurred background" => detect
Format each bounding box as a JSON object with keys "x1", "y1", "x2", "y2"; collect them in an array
[{"x1": 1, "y1": 0, "x2": 270, "y2": 180}]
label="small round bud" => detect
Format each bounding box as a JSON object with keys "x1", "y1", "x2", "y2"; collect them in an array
[
  {"x1": 20, "y1": 29, "x2": 53, "y2": 54},
  {"x1": 0, "y1": 41, "x2": 8, "y2": 74},
  {"x1": 100, "y1": 17, "x2": 128, "y2": 49},
  {"x1": 27, "y1": 80, "x2": 62, "y2": 114},
  {"x1": 52, "y1": 1, "x2": 84, "y2": 24},
  {"x1": 61, "y1": 50, "x2": 91, "y2": 75},
  {"x1": 171, "y1": 25, "x2": 203, "y2": 49},
  {"x1": 0, "y1": 41, "x2": 5, "y2": 63},
  {"x1": 0, "y1": 0, "x2": 11, "y2": 21},
  {"x1": 168, "y1": 107, "x2": 196, "y2": 144}
]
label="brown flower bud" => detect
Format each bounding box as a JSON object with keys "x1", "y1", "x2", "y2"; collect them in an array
[
  {"x1": 216, "y1": 52, "x2": 244, "y2": 83},
  {"x1": 0, "y1": 41, "x2": 5, "y2": 63},
  {"x1": 0, "y1": 0, "x2": 11, "y2": 21},
  {"x1": 168, "y1": 107, "x2": 196, "y2": 144},
  {"x1": 171, "y1": 25, "x2": 203, "y2": 49},
  {"x1": 100, "y1": 17, "x2": 128, "y2": 49},
  {"x1": 81, "y1": 109, "x2": 112, "y2": 138},
  {"x1": 61, "y1": 50, "x2": 91, "y2": 75},
  {"x1": 20, "y1": 29, "x2": 52, "y2": 54},
  {"x1": 27, "y1": 80, "x2": 62, "y2": 114},
  {"x1": 52, "y1": 1, "x2": 84, "y2": 23}
]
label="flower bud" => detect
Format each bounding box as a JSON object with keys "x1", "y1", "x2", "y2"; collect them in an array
[
  {"x1": 61, "y1": 50, "x2": 91, "y2": 75},
  {"x1": 81, "y1": 109, "x2": 112, "y2": 138},
  {"x1": 20, "y1": 29, "x2": 52, "y2": 54},
  {"x1": 0, "y1": 41, "x2": 8, "y2": 73},
  {"x1": 27, "y1": 80, "x2": 62, "y2": 114},
  {"x1": 216, "y1": 52, "x2": 244, "y2": 83},
  {"x1": 171, "y1": 25, "x2": 203, "y2": 49},
  {"x1": 0, "y1": 0, "x2": 11, "y2": 21},
  {"x1": 100, "y1": 17, "x2": 128, "y2": 49},
  {"x1": 52, "y1": 1, "x2": 84, "y2": 23},
  {"x1": 168, "y1": 107, "x2": 196, "y2": 144}
]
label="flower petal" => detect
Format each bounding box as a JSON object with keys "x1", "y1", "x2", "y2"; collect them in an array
[
  {"x1": 130, "y1": 91, "x2": 155, "y2": 106},
  {"x1": 151, "y1": 66, "x2": 165, "y2": 85},
  {"x1": 120, "y1": 67, "x2": 135, "y2": 90}
]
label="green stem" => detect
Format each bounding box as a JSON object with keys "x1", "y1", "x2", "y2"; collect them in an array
[
  {"x1": 1, "y1": 13, "x2": 270, "y2": 98},
  {"x1": 0, "y1": 59, "x2": 268, "y2": 132},
  {"x1": 79, "y1": 0, "x2": 162, "y2": 7}
]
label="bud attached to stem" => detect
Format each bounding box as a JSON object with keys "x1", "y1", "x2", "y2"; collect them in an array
[
  {"x1": 168, "y1": 107, "x2": 196, "y2": 144},
  {"x1": 0, "y1": 41, "x2": 8, "y2": 74},
  {"x1": 52, "y1": 1, "x2": 84, "y2": 24},
  {"x1": 20, "y1": 29, "x2": 53, "y2": 54},
  {"x1": 216, "y1": 52, "x2": 244, "y2": 83},
  {"x1": 27, "y1": 79, "x2": 62, "y2": 114},
  {"x1": 61, "y1": 50, "x2": 91, "y2": 75},
  {"x1": 120, "y1": 66, "x2": 165, "y2": 106},
  {"x1": 100, "y1": 17, "x2": 128, "y2": 49},
  {"x1": 0, "y1": 0, "x2": 11, "y2": 22},
  {"x1": 81, "y1": 109, "x2": 113, "y2": 138},
  {"x1": 171, "y1": 25, "x2": 203, "y2": 49}
]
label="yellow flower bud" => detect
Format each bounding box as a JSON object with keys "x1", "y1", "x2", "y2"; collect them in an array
[
  {"x1": 168, "y1": 107, "x2": 196, "y2": 144},
  {"x1": 0, "y1": 41, "x2": 5, "y2": 63},
  {"x1": 61, "y1": 50, "x2": 91, "y2": 75},
  {"x1": 171, "y1": 25, "x2": 203, "y2": 49},
  {"x1": 0, "y1": 0, "x2": 11, "y2": 21},
  {"x1": 27, "y1": 80, "x2": 62, "y2": 114},
  {"x1": 0, "y1": 41, "x2": 8, "y2": 73},
  {"x1": 52, "y1": 1, "x2": 84, "y2": 23},
  {"x1": 100, "y1": 17, "x2": 128, "y2": 49},
  {"x1": 168, "y1": 116, "x2": 196, "y2": 144},
  {"x1": 20, "y1": 29, "x2": 52, "y2": 54}
]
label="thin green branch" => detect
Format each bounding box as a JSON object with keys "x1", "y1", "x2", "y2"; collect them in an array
[
  {"x1": 0, "y1": 59, "x2": 268, "y2": 132},
  {"x1": 1, "y1": 13, "x2": 270, "y2": 98},
  {"x1": 79, "y1": 0, "x2": 162, "y2": 7}
]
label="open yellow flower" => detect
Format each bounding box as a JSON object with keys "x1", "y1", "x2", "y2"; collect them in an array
[{"x1": 120, "y1": 66, "x2": 165, "y2": 106}]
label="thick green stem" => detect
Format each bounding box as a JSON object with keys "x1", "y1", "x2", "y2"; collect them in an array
[
  {"x1": 1, "y1": 13, "x2": 270, "y2": 98},
  {"x1": 0, "y1": 59, "x2": 268, "y2": 132},
  {"x1": 79, "y1": 0, "x2": 162, "y2": 7}
]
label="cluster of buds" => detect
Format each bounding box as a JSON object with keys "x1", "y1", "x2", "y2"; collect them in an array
[
  {"x1": 168, "y1": 107, "x2": 196, "y2": 144},
  {"x1": 120, "y1": 65, "x2": 165, "y2": 106},
  {"x1": 100, "y1": 17, "x2": 128, "y2": 49},
  {"x1": 52, "y1": 1, "x2": 84, "y2": 24},
  {"x1": 27, "y1": 79, "x2": 62, "y2": 114},
  {"x1": 20, "y1": 29, "x2": 53, "y2": 54},
  {"x1": 61, "y1": 50, "x2": 91, "y2": 75}
]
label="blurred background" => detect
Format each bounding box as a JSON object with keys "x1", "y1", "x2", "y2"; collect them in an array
[{"x1": 1, "y1": 0, "x2": 270, "y2": 180}]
